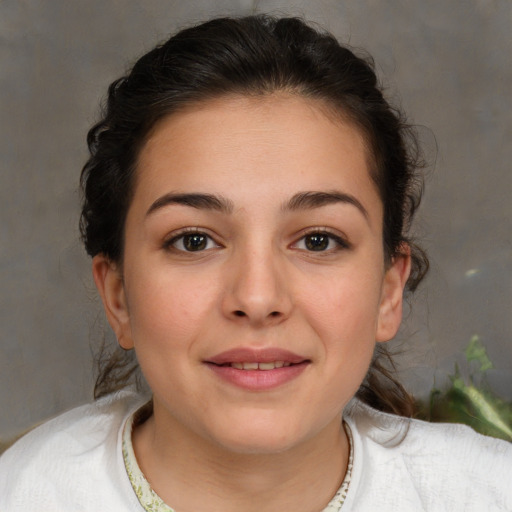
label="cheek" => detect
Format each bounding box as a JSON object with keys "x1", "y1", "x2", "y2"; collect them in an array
[
  {"x1": 301, "y1": 268, "x2": 383, "y2": 339},
  {"x1": 125, "y1": 266, "x2": 220, "y2": 352},
  {"x1": 124, "y1": 269, "x2": 221, "y2": 398},
  {"x1": 298, "y1": 264, "x2": 383, "y2": 389}
]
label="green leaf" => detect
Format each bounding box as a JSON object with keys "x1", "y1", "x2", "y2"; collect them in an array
[
  {"x1": 415, "y1": 336, "x2": 512, "y2": 442},
  {"x1": 465, "y1": 335, "x2": 493, "y2": 372},
  {"x1": 452, "y1": 379, "x2": 512, "y2": 441}
]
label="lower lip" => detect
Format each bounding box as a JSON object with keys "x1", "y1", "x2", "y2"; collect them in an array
[{"x1": 206, "y1": 362, "x2": 309, "y2": 391}]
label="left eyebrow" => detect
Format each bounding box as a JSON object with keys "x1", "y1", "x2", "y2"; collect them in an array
[
  {"x1": 146, "y1": 192, "x2": 234, "y2": 216},
  {"x1": 283, "y1": 191, "x2": 369, "y2": 219}
]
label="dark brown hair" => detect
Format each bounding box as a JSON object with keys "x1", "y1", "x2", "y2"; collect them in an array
[{"x1": 80, "y1": 15, "x2": 428, "y2": 415}]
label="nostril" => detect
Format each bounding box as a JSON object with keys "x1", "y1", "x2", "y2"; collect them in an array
[{"x1": 231, "y1": 310, "x2": 282, "y2": 319}]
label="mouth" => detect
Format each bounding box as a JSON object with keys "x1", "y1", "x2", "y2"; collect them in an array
[
  {"x1": 220, "y1": 361, "x2": 293, "y2": 370},
  {"x1": 205, "y1": 347, "x2": 309, "y2": 367},
  {"x1": 204, "y1": 348, "x2": 310, "y2": 390}
]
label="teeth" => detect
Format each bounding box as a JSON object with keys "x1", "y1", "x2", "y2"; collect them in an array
[{"x1": 230, "y1": 361, "x2": 288, "y2": 370}]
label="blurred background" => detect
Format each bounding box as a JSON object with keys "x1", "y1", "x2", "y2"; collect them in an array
[{"x1": 1, "y1": 0, "x2": 511, "y2": 440}]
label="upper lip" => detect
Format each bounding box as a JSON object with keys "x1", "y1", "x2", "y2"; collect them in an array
[{"x1": 206, "y1": 347, "x2": 309, "y2": 365}]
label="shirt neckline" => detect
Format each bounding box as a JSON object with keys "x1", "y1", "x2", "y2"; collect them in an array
[{"x1": 122, "y1": 403, "x2": 354, "y2": 512}]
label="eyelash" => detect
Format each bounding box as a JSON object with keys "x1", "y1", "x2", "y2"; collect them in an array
[
  {"x1": 163, "y1": 228, "x2": 220, "y2": 253},
  {"x1": 164, "y1": 227, "x2": 350, "y2": 254},
  {"x1": 293, "y1": 230, "x2": 351, "y2": 253}
]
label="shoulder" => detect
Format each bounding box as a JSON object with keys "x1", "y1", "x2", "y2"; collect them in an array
[
  {"x1": 0, "y1": 390, "x2": 147, "y2": 510},
  {"x1": 344, "y1": 400, "x2": 512, "y2": 511},
  {"x1": 0, "y1": 390, "x2": 142, "y2": 462}
]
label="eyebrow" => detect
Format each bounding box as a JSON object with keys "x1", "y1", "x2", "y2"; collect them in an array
[
  {"x1": 146, "y1": 190, "x2": 368, "y2": 219},
  {"x1": 284, "y1": 191, "x2": 369, "y2": 219},
  {"x1": 146, "y1": 192, "x2": 234, "y2": 216}
]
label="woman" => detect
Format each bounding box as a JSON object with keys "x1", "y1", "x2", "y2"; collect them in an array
[{"x1": 1, "y1": 15, "x2": 510, "y2": 511}]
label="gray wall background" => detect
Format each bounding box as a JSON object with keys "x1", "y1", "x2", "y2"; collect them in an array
[{"x1": 1, "y1": 0, "x2": 511, "y2": 440}]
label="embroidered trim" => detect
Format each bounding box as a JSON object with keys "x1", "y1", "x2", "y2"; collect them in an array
[
  {"x1": 122, "y1": 404, "x2": 175, "y2": 512},
  {"x1": 122, "y1": 408, "x2": 353, "y2": 512},
  {"x1": 323, "y1": 422, "x2": 354, "y2": 511}
]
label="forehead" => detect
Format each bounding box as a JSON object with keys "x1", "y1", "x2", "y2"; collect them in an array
[{"x1": 134, "y1": 94, "x2": 380, "y2": 216}]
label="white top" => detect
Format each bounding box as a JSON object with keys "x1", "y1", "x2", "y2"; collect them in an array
[{"x1": 1, "y1": 390, "x2": 511, "y2": 511}]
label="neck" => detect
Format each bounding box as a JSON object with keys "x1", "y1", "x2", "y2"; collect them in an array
[{"x1": 132, "y1": 404, "x2": 349, "y2": 512}]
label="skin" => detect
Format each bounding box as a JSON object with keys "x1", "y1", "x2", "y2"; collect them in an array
[{"x1": 93, "y1": 94, "x2": 410, "y2": 512}]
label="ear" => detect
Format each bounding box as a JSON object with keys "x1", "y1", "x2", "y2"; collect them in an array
[
  {"x1": 376, "y1": 247, "x2": 411, "y2": 343},
  {"x1": 92, "y1": 254, "x2": 134, "y2": 350}
]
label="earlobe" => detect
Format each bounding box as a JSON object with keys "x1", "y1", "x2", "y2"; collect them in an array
[
  {"x1": 376, "y1": 248, "x2": 411, "y2": 343},
  {"x1": 92, "y1": 255, "x2": 134, "y2": 350}
]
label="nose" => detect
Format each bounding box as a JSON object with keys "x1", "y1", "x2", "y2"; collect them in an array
[{"x1": 222, "y1": 244, "x2": 293, "y2": 327}]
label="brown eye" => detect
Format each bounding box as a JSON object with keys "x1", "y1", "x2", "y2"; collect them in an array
[
  {"x1": 183, "y1": 234, "x2": 207, "y2": 251},
  {"x1": 305, "y1": 233, "x2": 330, "y2": 251},
  {"x1": 293, "y1": 231, "x2": 349, "y2": 252},
  {"x1": 169, "y1": 232, "x2": 218, "y2": 252}
]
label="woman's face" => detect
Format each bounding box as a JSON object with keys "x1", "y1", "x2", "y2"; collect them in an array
[{"x1": 94, "y1": 94, "x2": 409, "y2": 454}]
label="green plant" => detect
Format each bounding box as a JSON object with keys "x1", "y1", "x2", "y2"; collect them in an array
[{"x1": 415, "y1": 335, "x2": 512, "y2": 442}]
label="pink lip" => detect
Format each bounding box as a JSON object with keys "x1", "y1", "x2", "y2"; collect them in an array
[
  {"x1": 206, "y1": 347, "x2": 307, "y2": 365},
  {"x1": 205, "y1": 348, "x2": 310, "y2": 391}
]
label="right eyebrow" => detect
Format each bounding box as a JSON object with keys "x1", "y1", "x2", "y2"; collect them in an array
[{"x1": 146, "y1": 192, "x2": 234, "y2": 216}]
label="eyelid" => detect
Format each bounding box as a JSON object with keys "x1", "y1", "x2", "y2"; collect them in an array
[
  {"x1": 291, "y1": 228, "x2": 351, "y2": 251},
  {"x1": 163, "y1": 227, "x2": 221, "y2": 251}
]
